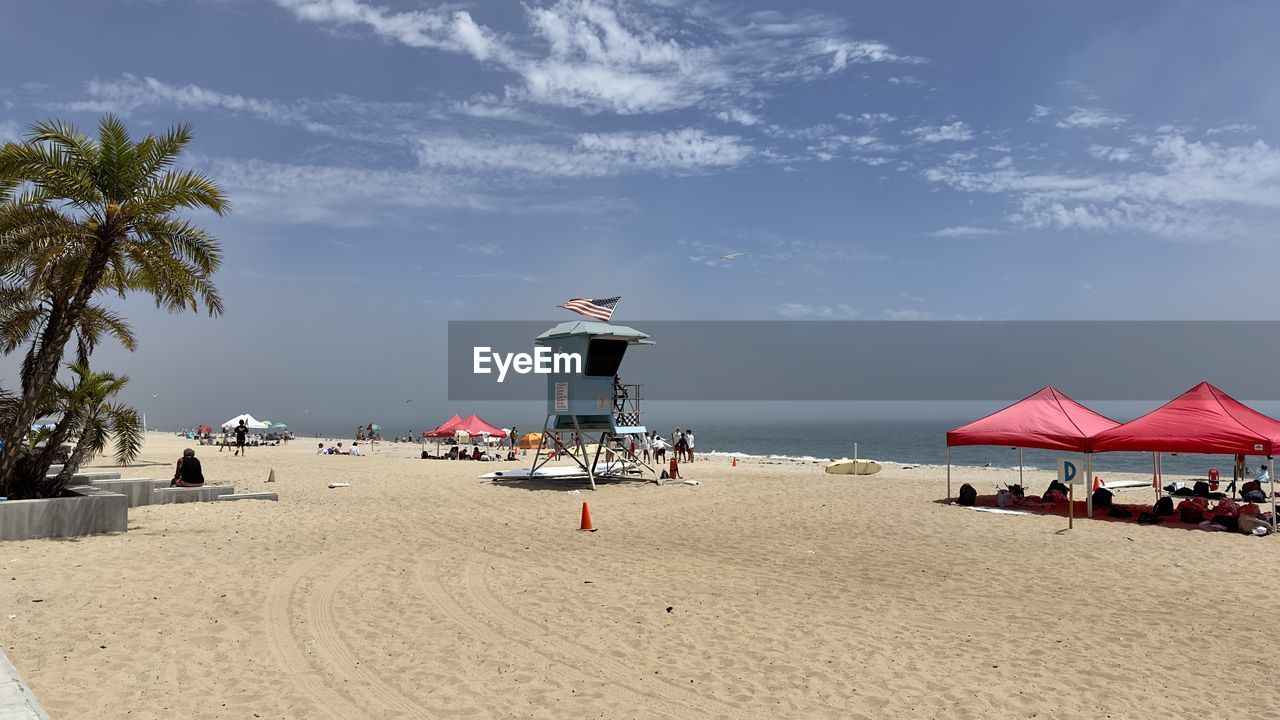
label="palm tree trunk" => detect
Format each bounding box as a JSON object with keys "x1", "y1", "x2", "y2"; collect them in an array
[
  {"x1": 52, "y1": 430, "x2": 97, "y2": 496},
  {"x1": 0, "y1": 246, "x2": 110, "y2": 497}
]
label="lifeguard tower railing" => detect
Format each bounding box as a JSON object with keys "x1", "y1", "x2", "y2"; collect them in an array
[{"x1": 614, "y1": 383, "x2": 643, "y2": 428}]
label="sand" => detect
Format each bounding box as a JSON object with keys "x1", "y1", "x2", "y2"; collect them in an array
[{"x1": 1, "y1": 433, "x2": 1276, "y2": 719}]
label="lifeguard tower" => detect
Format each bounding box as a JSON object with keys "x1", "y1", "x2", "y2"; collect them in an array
[{"x1": 528, "y1": 320, "x2": 653, "y2": 489}]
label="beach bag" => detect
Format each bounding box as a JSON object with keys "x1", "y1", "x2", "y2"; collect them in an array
[
  {"x1": 1238, "y1": 514, "x2": 1271, "y2": 536},
  {"x1": 958, "y1": 483, "x2": 977, "y2": 506},
  {"x1": 1108, "y1": 505, "x2": 1131, "y2": 519},
  {"x1": 1193, "y1": 480, "x2": 1210, "y2": 497},
  {"x1": 1212, "y1": 514, "x2": 1240, "y2": 531},
  {"x1": 1241, "y1": 503, "x2": 1262, "y2": 516},
  {"x1": 996, "y1": 489, "x2": 1016, "y2": 508},
  {"x1": 1046, "y1": 480, "x2": 1068, "y2": 497},
  {"x1": 1214, "y1": 499, "x2": 1240, "y2": 517},
  {"x1": 1044, "y1": 489, "x2": 1067, "y2": 504},
  {"x1": 1178, "y1": 500, "x2": 1205, "y2": 524},
  {"x1": 660, "y1": 470, "x2": 669, "y2": 480},
  {"x1": 1154, "y1": 496, "x2": 1175, "y2": 516},
  {"x1": 1092, "y1": 488, "x2": 1113, "y2": 509}
]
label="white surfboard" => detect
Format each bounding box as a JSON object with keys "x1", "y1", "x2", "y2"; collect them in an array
[
  {"x1": 824, "y1": 458, "x2": 883, "y2": 476},
  {"x1": 481, "y1": 461, "x2": 638, "y2": 480}
]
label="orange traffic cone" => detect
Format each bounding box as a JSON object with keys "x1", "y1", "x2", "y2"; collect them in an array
[
  {"x1": 579, "y1": 502, "x2": 595, "y2": 531},
  {"x1": 731, "y1": 457, "x2": 737, "y2": 467},
  {"x1": 266, "y1": 467, "x2": 276, "y2": 483},
  {"x1": 1092, "y1": 476, "x2": 1100, "y2": 491}
]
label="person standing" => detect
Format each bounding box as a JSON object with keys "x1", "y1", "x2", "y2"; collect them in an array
[
  {"x1": 640, "y1": 431, "x2": 652, "y2": 464},
  {"x1": 675, "y1": 429, "x2": 688, "y2": 462},
  {"x1": 510, "y1": 427, "x2": 518, "y2": 453},
  {"x1": 685, "y1": 428, "x2": 695, "y2": 462},
  {"x1": 234, "y1": 420, "x2": 249, "y2": 457}
]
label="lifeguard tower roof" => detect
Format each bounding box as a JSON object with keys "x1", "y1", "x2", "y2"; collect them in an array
[{"x1": 535, "y1": 321, "x2": 654, "y2": 344}]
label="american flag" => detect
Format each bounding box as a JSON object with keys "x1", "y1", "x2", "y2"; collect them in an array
[{"x1": 558, "y1": 296, "x2": 620, "y2": 322}]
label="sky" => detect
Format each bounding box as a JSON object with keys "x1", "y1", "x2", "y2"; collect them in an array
[{"x1": 2, "y1": 0, "x2": 1280, "y2": 433}]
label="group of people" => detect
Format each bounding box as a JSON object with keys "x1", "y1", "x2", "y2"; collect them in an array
[
  {"x1": 317, "y1": 441, "x2": 362, "y2": 456},
  {"x1": 429, "y1": 445, "x2": 507, "y2": 461}
]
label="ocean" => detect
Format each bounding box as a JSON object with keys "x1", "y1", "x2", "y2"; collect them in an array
[{"x1": 277, "y1": 416, "x2": 1253, "y2": 479}]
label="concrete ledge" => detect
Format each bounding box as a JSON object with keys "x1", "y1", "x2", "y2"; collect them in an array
[
  {"x1": 218, "y1": 492, "x2": 279, "y2": 502},
  {"x1": 43, "y1": 469, "x2": 122, "y2": 483},
  {"x1": 0, "y1": 486, "x2": 128, "y2": 542},
  {"x1": 0, "y1": 649, "x2": 52, "y2": 720},
  {"x1": 79, "y1": 478, "x2": 169, "y2": 507},
  {"x1": 149, "y1": 486, "x2": 235, "y2": 505}
]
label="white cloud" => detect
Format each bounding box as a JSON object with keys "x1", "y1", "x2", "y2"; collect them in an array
[
  {"x1": 66, "y1": 75, "x2": 337, "y2": 133},
  {"x1": 0, "y1": 120, "x2": 20, "y2": 143},
  {"x1": 271, "y1": 0, "x2": 923, "y2": 116},
  {"x1": 1055, "y1": 106, "x2": 1126, "y2": 129},
  {"x1": 839, "y1": 112, "x2": 895, "y2": 126},
  {"x1": 715, "y1": 107, "x2": 761, "y2": 127},
  {"x1": 929, "y1": 225, "x2": 1005, "y2": 237},
  {"x1": 414, "y1": 128, "x2": 751, "y2": 177},
  {"x1": 1206, "y1": 123, "x2": 1257, "y2": 136},
  {"x1": 457, "y1": 242, "x2": 503, "y2": 256},
  {"x1": 907, "y1": 121, "x2": 973, "y2": 143},
  {"x1": 1029, "y1": 104, "x2": 1051, "y2": 121},
  {"x1": 776, "y1": 303, "x2": 859, "y2": 319},
  {"x1": 924, "y1": 134, "x2": 1280, "y2": 240},
  {"x1": 204, "y1": 157, "x2": 489, "y2": 226},
  {"x1": 1087, "y1": 145, "x2": 1133, "y2": 162}
]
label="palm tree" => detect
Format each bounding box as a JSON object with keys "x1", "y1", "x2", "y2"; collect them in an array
[
  {"x1": 0, "y1": 116, "x2": 226, "y2": 496},
  {"x1": 47, "y1": 364, "x2": 142, "y2": 497}
]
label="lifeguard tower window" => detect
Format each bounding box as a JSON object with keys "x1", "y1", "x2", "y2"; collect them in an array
[{"x1": 585, "y1": 339, "x2": 628, "y2": 376}]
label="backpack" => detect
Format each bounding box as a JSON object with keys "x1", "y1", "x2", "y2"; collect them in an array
[
  {"x1": 1046, "y1": 480, "x2": 1068, "y2": 497},
  {"x1": 1193, "y1": 481, "x2": 1210, "y2": 497},
  {"x1": 660, "y1": 470, "x2": 669, "y2": 480},
  {"x1": 1108, "y1": 505, "x2": 1131, "y2": 519},
  {"x1": 1244, "y1": 490, "x2": 1267, "y2": 503},
  {"x1": 1092, "y1": 487, "x2": 1113, "y2": 509},
  {"x1": 958, "y1": 483, "x2": 977, "y2": 506},
  {"x1": 1178, "y1": 500, "x2": 1205, "y2": 524},
  {"x1": 1154, "y1": 496, "x2": 1175, "y2": 516}
]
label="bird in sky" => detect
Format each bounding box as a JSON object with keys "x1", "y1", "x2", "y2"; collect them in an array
[{"x1": 721, "y1": 252, "x2": 747, "y2": 261}]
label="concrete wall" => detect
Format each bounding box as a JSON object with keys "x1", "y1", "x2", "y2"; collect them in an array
[
  {"x1": 0, "y1": 649, "x2": 52, "y2": 720},
  {"x1": 80, "y1": 478, "x2": 169, "y2": 507},
  {"x1": 0, "y1": 486, "x2": 128, "y2": 542},
  {"x1": 149, "y1": 486, "x2": 235, "y2": 504}
]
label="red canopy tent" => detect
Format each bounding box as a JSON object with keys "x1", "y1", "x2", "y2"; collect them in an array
[
  {"x1": 453, "y1": 414, "x2": 508, "y2": 439},
  {"x1": 945, "y1": 387, "x2": 1119, "y2": 499},
  {"x1": 947, "y1": 386, "x2": 1119, "y2": 453},
  {"x1": 423, "y1": 414, "x2": 508, "y2": 439},
  {"x1": 1091, "y1": 382, "x2": 1280, "y2": 456},
  {"x1": 1091, "y1": 382, "x2": 1280, "y2": 526},
  {"x1": 423, "y1": 414, "x2": 464, "y2": 438}
]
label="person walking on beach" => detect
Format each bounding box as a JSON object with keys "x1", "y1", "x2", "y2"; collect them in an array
[
  {"x1": 234, "y1": 420, "x2": 249, "y2": 456},
  {"x1": 685, "y1": 428, "x2": 695, "y2": 462}
]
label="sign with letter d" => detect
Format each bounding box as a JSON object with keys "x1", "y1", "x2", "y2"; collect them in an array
[{"x1": 1057, "y1": 457, "x2": 1085, "y2": 485}]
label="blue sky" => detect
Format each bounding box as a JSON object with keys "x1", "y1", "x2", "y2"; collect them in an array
[{"x1": 3, "y1": 0, "x2": 1280, "y2": 430}]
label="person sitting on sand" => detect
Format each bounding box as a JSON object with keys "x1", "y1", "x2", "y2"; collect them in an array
[
  {"x1": 170, "y1": 448, "x2": 205, "y2": 487},
  {"x1": 316, "y1": 442, "x2": 326, "y2": 455},
  {"x1": 471, "y1": 446, "x2": 483, "y2": 461},
  {"x1": 447, "y1": 446, "x2": 460, "y2": 460},
  {"x1": 349, "y1": 441, "x2": 360, "y2": 456}
]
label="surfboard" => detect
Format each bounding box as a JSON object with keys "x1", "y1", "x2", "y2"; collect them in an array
[
  {"x1": 480, "y1": 461, "x2": 638, "y2": 480},
  {"x1": 824, "y1": 458, "x2": 883, "y2": 475}
]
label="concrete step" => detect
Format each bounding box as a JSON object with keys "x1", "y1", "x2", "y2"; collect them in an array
[
  {"x1": 218, "y1": 492, "x2": 279, "y2": 502},
  {"x1": 149, "y1": 486, "x2": 235, "y2": 504}
]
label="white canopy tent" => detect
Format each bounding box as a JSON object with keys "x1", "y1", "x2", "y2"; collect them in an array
[{"x1": 222, "y1": 413, "x2": 269, "y2": 430}]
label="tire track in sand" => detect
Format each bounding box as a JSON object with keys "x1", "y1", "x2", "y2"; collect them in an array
[
  {"x1": 262, "y1": 550, "x2": 368, "y2": 720},
  {"x1": 304, "y1": 546, "x2": 440, "y2": 719},
  {"x1": 412, "y1": 553, "x2": 732, "y2": 718}
]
